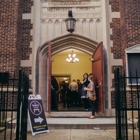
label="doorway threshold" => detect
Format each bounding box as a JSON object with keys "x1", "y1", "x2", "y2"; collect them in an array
[{"x1": 45, "y1": 111, "x2": 105, "y2": 118}]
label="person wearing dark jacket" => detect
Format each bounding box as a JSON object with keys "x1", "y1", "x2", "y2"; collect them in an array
[
  {"x1": 77, "y1": 79, "x2": 82, "y2": 107},
  {"x1": 51, "y1": 76, "x2": 59, "y2": 111},
  {"x1": 81, "y1": 73, "x2": 90, "y2": 110},
  {"x1": 61, "y1": 81, "x2": 67, "y2": 107}
]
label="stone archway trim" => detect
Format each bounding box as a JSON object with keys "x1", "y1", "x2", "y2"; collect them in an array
[{"x1": 40, "y1": 33, "x2": 99, "y2": 55}]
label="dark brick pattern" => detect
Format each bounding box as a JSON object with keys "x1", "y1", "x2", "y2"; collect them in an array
[
  {"x1": 109, "y1": 0, "x2": 120, "y2": 12},
  {"x1": 0, "y1": 1, "x2": 22, "y2": 75},
  {"x1": 119, "y1": 0, "x2": 140, "y2": 68},
  {"x1": 111, "y1": 66, "x2": 123, "y2": 87},
  {"x1": 110, "y1": 0, "x2": 140, "y2": 70},
  {"x1": 110, "y1": 19, "x2": 121, "y2": 59},
  {"x1": 110, "y1": 0, "x2": 140, "y2": 108},
  {"x1": 0, "y1": 0, "x2": 33, "y2": 80},
  {"x1": 22, "y1": 0, "x2": 34, "y2": 13},
  {"x1": 111, "y1": 91, "x2": 138, "y2": 108},
  {"x1": 21, "y1": 20, "x2": 32, "y2": 60},
  {"x1": 22, "y1": 67, "x2": 32, "y2": 76},
  {"x1": 111, "y1": 91, "x2": 115, "y2": 108},
  {"x1": 20, "y1": 0, "x2": 33, "y2": 82},
  {"x1": 0, "y1": 92, "x2": 18, "y2": 110}
]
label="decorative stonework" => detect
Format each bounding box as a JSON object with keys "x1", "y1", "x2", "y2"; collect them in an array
[
  {"x1": 41, "y1": 0, "x2": 101, "y2": 6},
  {"x1": 125, "y1": 44, "x2": 140, "y2": 53},
  {"x1": 40, "y1": 1, "x2": 102, "y2": 44},
  {"x1": 41, "y1": 13, "x2": 101, "y2": 19}
]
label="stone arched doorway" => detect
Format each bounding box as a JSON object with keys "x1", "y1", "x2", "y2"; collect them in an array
[{"x1": 36, "y1": 34, "x2": 103, "y2": 114}]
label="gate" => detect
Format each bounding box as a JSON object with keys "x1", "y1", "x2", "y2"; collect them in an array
[
  {"x1": 0, "y1": 70, "x2": 29, "y2": 140},
  {"x1": 115, "y1": 67, "x2": 140, "y2": 140}
]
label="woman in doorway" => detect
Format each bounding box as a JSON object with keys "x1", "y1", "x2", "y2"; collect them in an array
[
  {"x1": 84, "y1": 73, "x2": 96, "y2": 119},
  {"x1": 81, "y1": 73, "x2": 90, "y2": 110}
]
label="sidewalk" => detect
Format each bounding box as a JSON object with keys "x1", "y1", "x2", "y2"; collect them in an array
[
  {"x1": 27, "y1": 129, "x2": 116, "y2": 140},
  {"x1": 1, "y1": 118, "x2": 139, "y2": 140},
  {"x1": 26, "y1": 118, "x2": 122, "y2": 140},
  {"x1": 0, "y1": 129, "x2": 116, "y2": 140}
]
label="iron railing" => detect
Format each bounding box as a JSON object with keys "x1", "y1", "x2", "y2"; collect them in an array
[
  {"x1": 115, "y1": 67, "x2": 140, "y2": 140},
  {"x1": 0, "y1": 70, "x2": 29, "y2": 140}
]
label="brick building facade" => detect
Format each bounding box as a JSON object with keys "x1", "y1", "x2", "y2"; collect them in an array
[
  {"x1": 0, "y1": 0, "x2": 33, "y2": 77},
  {"x1": 0, "y1": 0, "x2": 139, "y2": 116}
]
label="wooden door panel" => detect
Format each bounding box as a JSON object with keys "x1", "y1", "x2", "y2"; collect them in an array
[
  {"x1": 47, "y1": 42, "x2": 51, "y2": 112},
  {"x1": 92, "y1": 42, "x2": 104, "y2": 112}
]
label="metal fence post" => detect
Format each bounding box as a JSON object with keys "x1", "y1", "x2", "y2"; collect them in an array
[
  {"x1": 115, "y1": 67, "x2": 122, "y2": 140},
  {"x1": 21, "y1": 75, "x2": 29, "y2": 140},
  {"x1": 15, "y1": 70, "x2": 22, "y2": 140}
]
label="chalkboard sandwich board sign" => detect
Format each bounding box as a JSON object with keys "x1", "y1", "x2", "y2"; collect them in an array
[{"x1": 28, "y1": 94, "x2": 49, "y2": 135}]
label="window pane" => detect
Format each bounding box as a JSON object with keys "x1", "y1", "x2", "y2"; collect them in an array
[{"x1": 128, "y1": 53, "x2": 140, "y2": 84}]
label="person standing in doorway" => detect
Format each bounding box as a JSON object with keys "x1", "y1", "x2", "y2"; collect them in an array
[
  {"x1": 81, "y1": 73, "x2": 90, "y2": 110},
  {"x1": 84, "y1": 73, "x2": 96, "y2": 119},
  {"x1": 61, "y1": 81, "x2": 67, "y2": 107},
  {"x1": 51, "y1": 76, "x2": 59, "y2": 111},
  {"x1": 69, "y1": 79, "x2": 78, "y2": 108},
  {"x1": 77, "y1": 79, "x2": 82, "y2": 107}
]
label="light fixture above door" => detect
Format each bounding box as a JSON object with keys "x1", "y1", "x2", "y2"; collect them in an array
[
  {"x1": 65, "y1": 10, "x2": 76, "y2": 33},
  {"x1": 66, "y1": 50, "x2": 79, "y2": 63}
]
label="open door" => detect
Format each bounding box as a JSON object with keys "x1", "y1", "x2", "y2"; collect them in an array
[
  {"x1": 47, "y1": 42, "x2": 52, "y2": 112},
  {"x1": 92, "y1": 42, "x2": 104, "y2": 112}
]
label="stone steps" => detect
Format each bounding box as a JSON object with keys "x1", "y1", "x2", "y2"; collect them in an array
[
  {"x1": 6, "y1": 115, "x2": 133, "y2": 130},
  {"x1": 46, "y1": 117, "x2": 132, "y2": 129}
]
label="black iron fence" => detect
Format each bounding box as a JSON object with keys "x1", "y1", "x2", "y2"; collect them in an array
[
  {"x1": 0, "y1": 70, "x2": 29, "y2": 140},
  {"x1": 115, "y1": 67, "x2": 140, "y2": 140}
]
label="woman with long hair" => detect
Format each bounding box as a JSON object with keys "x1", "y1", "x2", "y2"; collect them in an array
[{"x1": 84, "y1": 73, "x2": 96, "y2": 119}]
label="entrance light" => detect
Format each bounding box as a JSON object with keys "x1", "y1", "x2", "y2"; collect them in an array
[
  {"x1": 66, "y1": 50, "x2": 79, "y2": 63},
  {"x1": 65, "y1": 10, "x2": 76, "y2": 33}
]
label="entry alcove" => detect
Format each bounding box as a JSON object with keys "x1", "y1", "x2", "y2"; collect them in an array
[
  {"x1": 37, "y1": 34, "x2": 105, "y2": 116},
  {"x1": 52, "y1": 49, "x2": 92, "y2": 111}
]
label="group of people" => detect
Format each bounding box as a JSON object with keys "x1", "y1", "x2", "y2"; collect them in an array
[
  {"x1": 51, "y1": 73, "x2": 96, "y2": 119},
  {"x1": 68, "y1": 73, "x2": 96, "y2": 119}
]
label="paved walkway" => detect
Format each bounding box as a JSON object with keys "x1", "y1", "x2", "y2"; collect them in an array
[
  {"x1": 1, "y1": 128, "x2": 139, "y2": 140},
  {"x1": 27, "y1": 129, "x2": 116, "y2": 140},
  {"x1": 0, "y1": 129, "x2": 116, "y2": 140},
  {"x1": 2, "y1": 118, "x2": 139, "y2": 140}
]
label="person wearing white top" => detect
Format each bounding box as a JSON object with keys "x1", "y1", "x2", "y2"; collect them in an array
[{"x1": 69, "y1": 79, "x2": 78, "y2": 107}]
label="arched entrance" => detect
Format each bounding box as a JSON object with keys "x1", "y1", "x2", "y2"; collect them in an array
[{"x1": 36, "y1": 34, "x2": 104, "y2": 116}]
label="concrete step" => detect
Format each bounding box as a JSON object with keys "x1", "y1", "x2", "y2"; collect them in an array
[
  {"x1": 7, "y1": 117, "x2": 132, "y2": 130},
  {"x1": 46, "y1": 117, "x2": 132, "y2": 129},
  {"x1": 45, "y1": 111, "x2": 105, "y2": 118},
  {"x1": 47, "y1": 117, "x2": 115, "y2": 129}
]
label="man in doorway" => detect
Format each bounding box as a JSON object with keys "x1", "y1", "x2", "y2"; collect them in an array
[
  {"x1": 61, "y1": 81, "x2": 67, "y2": 107},
  {"x1": 69, "y1": 79, "x2": 78, "y2": 108},
  {"x1": 51, "y1": 76, "x2": 59, "y2": 111}
]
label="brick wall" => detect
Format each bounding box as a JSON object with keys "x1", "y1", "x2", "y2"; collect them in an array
[
  {"x1": 0, "y1": 0, "x2": 33, "y2": 79},
  {"x1": 0, "y1": 0, "x2": 23, "y2": 76},
  {"x1": 21, "y1": 0, "x2": 33, "y2": 61},
  {"x1": 110, "y1": 0, "x2": 140, "y2": 71},
  {"x1": 21, "y1": 0, "x2": 33, "y2": 87},
  {"x1": 109, "y1": 0, "x2": 120, "y2": 12},
  {"x1": 119, "y1": 0, "x2": 140, "y2": 68},
  {"x1": 109, "y1": 0, "x2": 140, "y2": 108}
]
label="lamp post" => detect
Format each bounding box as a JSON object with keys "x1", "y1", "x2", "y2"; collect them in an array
[{"x1": 65, "y1": 10, "x2": 76, "y2": 33}]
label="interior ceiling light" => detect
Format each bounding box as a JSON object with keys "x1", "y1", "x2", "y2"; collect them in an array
[
  {"x1": 66, "y1": 50, "x2": 79, "y2": 63},
  {"x1": 63, "y1": 78, "x2": 68, "y2": 80}
]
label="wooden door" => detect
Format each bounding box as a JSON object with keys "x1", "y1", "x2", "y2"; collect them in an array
[
  {"x1": 47, "y1": 42, "x2": 52, "y2": 112},
  {"x1": 92, "y1": 42, "x2": 104, "y2": 112}
]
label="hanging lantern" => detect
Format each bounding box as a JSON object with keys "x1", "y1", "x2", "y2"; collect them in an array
[{"x1": 65, "y1": 10, "x2": 76, "y2": 33}]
